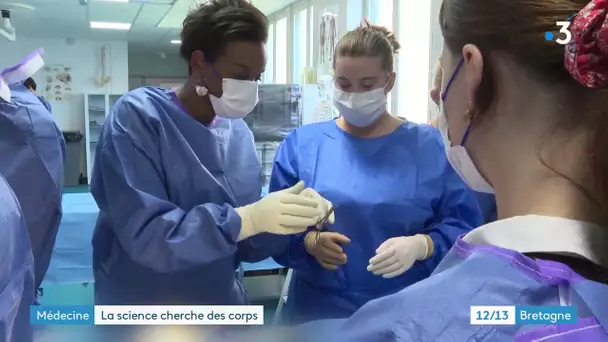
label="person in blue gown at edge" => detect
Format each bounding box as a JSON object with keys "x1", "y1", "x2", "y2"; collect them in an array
[
  {"x1": 0, "y1": 176, "x2": 35, "y2": 342},
  {"x1": 0, "y1": 50, "x2": 65, "y2": 304},
  {"x1": 290, "y1": 0, "x2": 608, "y2": 340},
  {"x1": 269, "y1": 19, "x2": 484, "y2": 324},
  {"x1": 23, "y1": 77, "x2": 52, "y2": 113},
  {"x1": 0, "y1": 81, "x2": 36, "y2": 342},
  {"x1": 90, "y1": 0, "x2": 334, "y2": 305},
  {"x1": 430, "y1": 62, "x2": 497, "y2": 223}
]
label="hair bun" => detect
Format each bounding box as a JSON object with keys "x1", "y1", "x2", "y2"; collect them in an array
[
  {"x1": 359, "y1": 18, "x2": 401, "y2": 54},
  {"x1": 564, "y1": 0, "x2": 608, "y2": 88}
]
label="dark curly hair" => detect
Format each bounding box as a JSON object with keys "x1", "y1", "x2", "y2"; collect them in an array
[{"x1": 180, "y1": 0, "x2": 268, "y2": 68}]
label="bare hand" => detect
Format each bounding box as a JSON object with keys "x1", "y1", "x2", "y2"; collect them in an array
[{"x1": 305, "y1": 231, "x2": 351, "y2": 270}]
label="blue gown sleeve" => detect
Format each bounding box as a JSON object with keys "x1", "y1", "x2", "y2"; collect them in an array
[
  {"x1": 92, "y1": 128, "x2": 245, "y2": 274},
  {"x1": 268, "y1": 132, "x2": 314, "y2": 269},
  {"x1": 423, "y1": 137, "x2": 483, "y2": 271},
  {"x1": 236, "y1": 234, "x2": 290, "y2": 263}
]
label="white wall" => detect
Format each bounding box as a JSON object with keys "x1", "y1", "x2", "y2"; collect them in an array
[
  {"x1": 428, "y1": 0, "x2": 443, "y2": 123},
  {"x1": 0, "y1": 38, "x2": 128, "y2": 132}
]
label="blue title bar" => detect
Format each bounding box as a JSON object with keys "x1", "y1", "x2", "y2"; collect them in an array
[
  {"x1": 30, "y1": 306, "x2": 94, "y2": 325},
  {"x1": 516, "y1": 306, "x2": 578, "y2": 325}
]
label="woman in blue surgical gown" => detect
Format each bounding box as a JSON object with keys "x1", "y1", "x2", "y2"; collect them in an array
[
  {"x1": 0, "y1": 49, "x2": 65, "y2": 300},
  {"x1": 269, "y1": 21, "x2": 483, "y2": 324},
  {"x1": 293, "y1": 0, "x2": 608, "y2": 340},
  {"x1": 90, "y1": 0, "x2": 333, "y2": 305}
]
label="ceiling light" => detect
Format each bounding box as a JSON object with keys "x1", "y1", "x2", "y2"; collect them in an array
[
  {"x1": 90, "y1": 21, "x2": 131, "y2": 30},
  {"x1": 170, "y1": 40, "x2": 181, "y2": 44}
]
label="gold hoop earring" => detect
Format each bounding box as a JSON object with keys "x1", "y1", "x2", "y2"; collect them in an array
[{"x1": 464, "y1": 101, "x2": 477, "y2": 122}]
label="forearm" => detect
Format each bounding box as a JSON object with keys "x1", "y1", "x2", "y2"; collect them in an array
[{"x1": 272, "y1": 229, "x2": 314, "y2": 270}]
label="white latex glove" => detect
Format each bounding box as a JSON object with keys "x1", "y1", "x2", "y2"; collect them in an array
[
  {"x1": 367, "y1": 235, "x2": 430, "y2": 278},
  {"x1": 235, "y1": 181, "x2": 323, "y2": 241},
  {"x1": 300, "y1": 188, "x2": 335, "y2": 224}
]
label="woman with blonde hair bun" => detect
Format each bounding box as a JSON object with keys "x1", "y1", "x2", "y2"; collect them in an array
[{"x1": 270, "y1": 18, "x2": 482, "y2": 324}]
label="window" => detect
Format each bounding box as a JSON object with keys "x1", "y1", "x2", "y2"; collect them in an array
[
  {"x1": 275, "y1": 17, "x2": 288, "y2": 84},
  {"x1": 398, "y1": 2, "x2": 431, "y2": 123},
  {"x1": 367, "y1": 0, "x2": 393, "y2": 29},
  {"x1": 309, "y1": 6, "x2": 314, "y2": 67},
  {"x1": 264, "y1": 23, "x2": 275, "y2": 83},
  {"x1": 292, "y1": 8, "x2": 308, "y2": 84},
  {"x1": 367, "y1": 0, "x2": 394, "y2": 110}
]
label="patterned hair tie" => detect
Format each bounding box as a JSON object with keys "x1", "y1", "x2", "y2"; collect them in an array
[{"x1": 564, "y1": 0, "x2": 608, "y2": 88}]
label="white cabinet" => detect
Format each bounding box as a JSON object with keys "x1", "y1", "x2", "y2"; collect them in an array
[{"x1": 84, "y1": 93, "x2": 122, "y2": 184}]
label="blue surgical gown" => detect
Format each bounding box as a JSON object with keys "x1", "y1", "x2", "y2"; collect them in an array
[
  {"x1": 0, "y1": 174, "x2": 35, "y2": 342},
  {"x1": 269, "y1": 120, "x2": 483, "y2": 323},
  {"x1": 90, "y1": 87, "x2": 286, "y2": 305},
  {"x1": 38, "y1": 96, "x2": 52, "y2": 113},
  {"x1": 0, "y1": 84, "x2": 65, "y2": 288},
  {"x1": 319, "y1": 238, "x2": 608, "y2": 342}
]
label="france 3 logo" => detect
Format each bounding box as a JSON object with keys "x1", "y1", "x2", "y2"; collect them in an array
[{"x1": 545, "y1": 19, "x2": 576, "y2": 45}]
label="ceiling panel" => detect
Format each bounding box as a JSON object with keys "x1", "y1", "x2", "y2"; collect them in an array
[
  {"x1": 22, "y1": 1, "x2": 88, "y2": 20},
  {"x1": 88, "y1": 2, "x2": 142, "y2": 23},
  {"x1": 139, "y1": 0, "x2": 177, "y2": 3},
  {"x1": 89, "y1": 30, "x2": 130, "y2": 41},
  {"x1": 132, "y1": 4, "x2": 172, "y2": 27},
  {"x1": 3, "y1": 0, "x2": 293, "y2": 54},
  {"x1": 157, "y1": 0, "x2": 197, "y2": 29},
  {"x1": 15, "y1": 17, "x2": 91, "y2": 40},
  {"x1": 157, "y1": 0, "x2": 299, "y2": 29}
]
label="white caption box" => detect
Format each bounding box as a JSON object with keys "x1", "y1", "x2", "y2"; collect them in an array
[
  {"x1": 94, "y1": 305, "x2": 264, "y2": 325},
  {"x1": 470, "y1": 306, "x2": 516, "y2": 325}
]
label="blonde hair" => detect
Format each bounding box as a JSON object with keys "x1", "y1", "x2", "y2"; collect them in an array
[
  {"x1": 432, "y1": 60, "x2": 442, "y2": 89},
  {"x1": 333, "y1": 19, "x2": 400, "y2": 72}
]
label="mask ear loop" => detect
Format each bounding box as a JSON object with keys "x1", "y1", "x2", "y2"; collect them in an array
[{"x1": 460, "y1": 102, "x2": 477, "y2": 145}]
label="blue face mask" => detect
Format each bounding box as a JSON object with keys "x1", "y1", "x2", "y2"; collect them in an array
[{"x1": 440, "y1": 58, "x2": 494, "y2": 194}]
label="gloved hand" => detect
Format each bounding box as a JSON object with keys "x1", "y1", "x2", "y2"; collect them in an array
[
  {"x1": 300, "y1": 188, "x2": 335, "y2": 224},
  {"x1": 305, "y1": 231, "x2": 350, "y2": 270},
  {"x1": 367, "y1": 235, "x2": 432, "y2": 278},
  {"x1": 236, "y1": 181, "x2": 324, "y2": 241}
]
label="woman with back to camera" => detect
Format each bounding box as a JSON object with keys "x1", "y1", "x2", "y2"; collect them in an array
[
  {"x1": 90, "y1": 0, "x2": 333, "y2": 305},
  {"x1": 310, "y1": 0, "x2": 608, "y2": 340},
  {"x1": 431, "y1": 61, "x2": 498, "y2": 223},
  {"x1": 0, "y1": 75, "x2": 36, "y2": 342},
  {"x1": 269, "y1": 19, "x2": 483, "y2": 324}
]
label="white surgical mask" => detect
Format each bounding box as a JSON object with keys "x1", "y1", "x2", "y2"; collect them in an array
[
  {"x1": 440, "y1": 108, "x2": 494, "y2": 194},
  {"x1": 440, "y1": 58, "x2": 494, "y2": 194},
  {"x1": 197, "y1": 78, "x2": 259, "y2": 119},
  {"x1": 333, "y1": 87, "x2": 387, "y2": 127}
]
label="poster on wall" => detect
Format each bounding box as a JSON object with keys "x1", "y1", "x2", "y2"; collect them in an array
[{"x1": 43, "y1": 64, "x2": 72, "y2": 101}]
